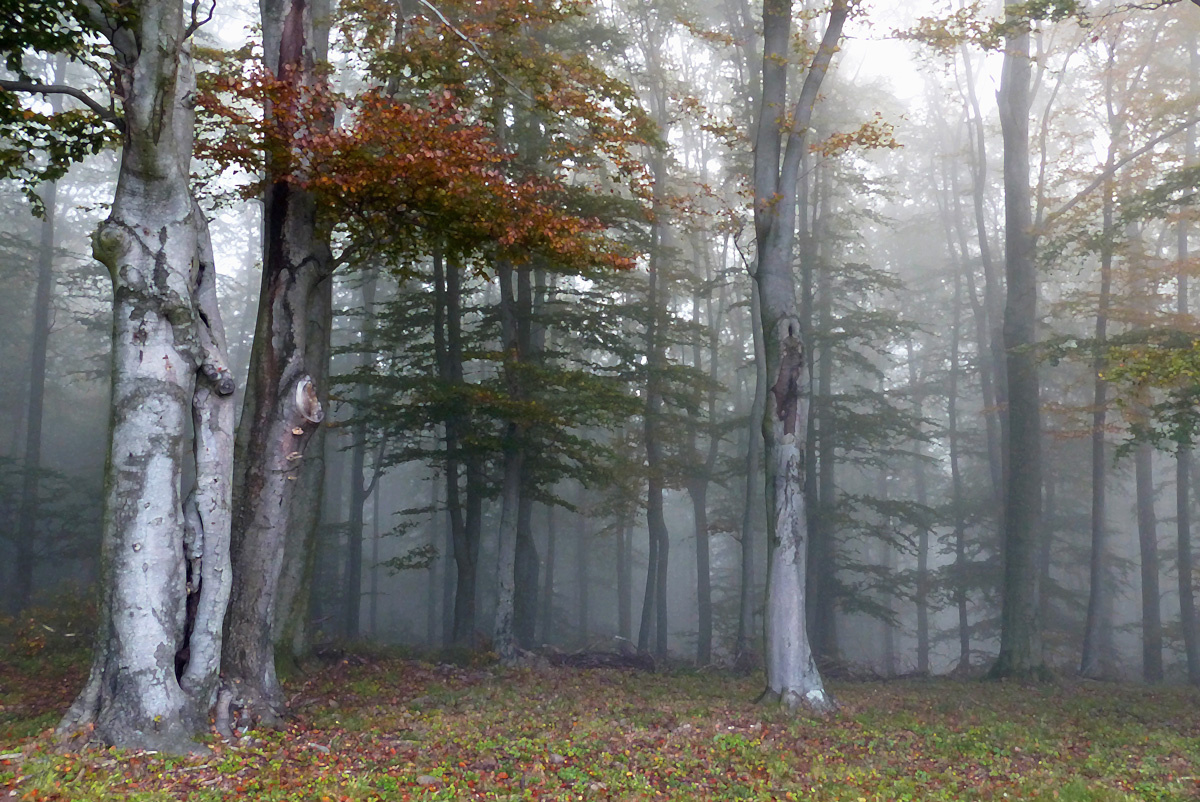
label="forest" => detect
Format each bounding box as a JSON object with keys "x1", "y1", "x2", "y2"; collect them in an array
[{"x1": 3, "y1": 0, "x2": 1200, "y2": 797}]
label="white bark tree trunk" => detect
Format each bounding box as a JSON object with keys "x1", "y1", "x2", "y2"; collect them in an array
[
  {"x1": 752, "y1": 0, "x2": 845, "y2": 713},
  {"x1": 58, "y1": 6, "x2": 235, "y2": 752}
]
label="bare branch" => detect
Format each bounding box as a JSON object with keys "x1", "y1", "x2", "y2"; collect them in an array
[
  {"x1": 0, "y1": 79, "x2": 118, "y2": 123},
  {"x1": 185, "y1": 0, "x2": 217, "y2": 38},
  {"x1": 1045, "y1": 114, "x2": 1200, "y2": 228}
]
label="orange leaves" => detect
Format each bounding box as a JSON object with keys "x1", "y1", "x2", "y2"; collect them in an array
[
  {"x1": 282, "y1": 87, "x2": 632, "y2": 271},
  {"x1": 811, "y1": 113, "x2": 901, "y2": 159}
]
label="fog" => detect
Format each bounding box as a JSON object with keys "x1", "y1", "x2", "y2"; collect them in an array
[{"x1": 3, "y1": 0, "x2": 1200, "y2": 686}]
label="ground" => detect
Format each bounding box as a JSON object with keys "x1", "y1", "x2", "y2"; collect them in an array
[{"x1": 2, "y1": 648, "x2": 1199, "y2": 801}]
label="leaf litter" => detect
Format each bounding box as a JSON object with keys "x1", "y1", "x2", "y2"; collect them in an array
[{"x1": 1, "y1": 653, "x2": 1198, "y2": 801}]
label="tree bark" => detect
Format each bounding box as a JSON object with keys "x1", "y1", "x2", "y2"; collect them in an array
[
  {"x1": 541, "y1": 503, "x2": 557, "y2": 644},
  {"x1": 1136, "y1": 436, "x2": 1163, "y2": 683},
  {"x1": 59, "y1": 15, "x2": 236, "y2": 751},
  {"x1": 906, "y1": 338, "x2": 931, "y2": 674},
  {"x1": 344, "y1": 269, "x2": 378, "y2": 640},
  {"x1": 223, "y1": 0, "x2": 334, "y2": 721},
  {"x1": 736, "y1": 272, "x2": 767, "y2": 668},
  {"x1": 1178, "y1": 36, "x2": 1200, "y2": 685},
  {"x1": 514, "y1": 268, "x2": 542, "y2": 649},
  {"x1": 492, "y1": 258, "x2": 526, "y2": 662},
  {"x1": 753, "y1": 0, "x2": 845, "y2": 712},
  {"x1": 577, "y1": 512, "x2": 590, "y2": 647},
  {"x1": 617, "y1": 515, "x2": 631, "y2": 644},
  {"x1": 960, "y1": 42, "x2": 1006, "y2": 503},
  {"x1": 990, "y1": 17, "x2": 1046, "y2": 681},
  {"x1": 1081, "y1": 166, "x2": 1116, "y2": 680},
  {"x1": 810, "y1": 168, "x2": 838, "y2": 663}
]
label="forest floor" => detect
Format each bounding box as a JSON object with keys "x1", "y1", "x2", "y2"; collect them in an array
[{"x1": 1, "y1": 648, "x2": 1198, "y2": 801}]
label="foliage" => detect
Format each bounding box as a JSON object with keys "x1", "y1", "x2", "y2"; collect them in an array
[
  {"x1": 0, "y1": 2, "x2": 118, "y2": 206},
  {"x1": 3, "y1": 655, "x2": 1199, "y2": 800}
]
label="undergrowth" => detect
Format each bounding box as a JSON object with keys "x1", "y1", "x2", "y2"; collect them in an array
[{"x1": 2, "y1": 651, "x2": 1198, "y2": 801}]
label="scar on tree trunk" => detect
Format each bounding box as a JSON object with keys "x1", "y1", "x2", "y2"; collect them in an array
[{"x1": 772, "y1": 319, "x2": 805, "y2": 436}]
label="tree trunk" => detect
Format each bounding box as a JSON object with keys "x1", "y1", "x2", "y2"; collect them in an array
[
  {"x1": 223, "y1": 0, "x2": 333, "y2": 722},
  {"x1": 990, "y1": 17, "x2": 1045, "y2": 681},
  {"x1": 59, "y1": 18, "x2": 236, "y2": 751},
  {"x1": 514, "y1": 490, "x2": 538, "y2": 648},
  {"x1": 617, "y1": 515, "x2": 631, "y2": 644},
  {"x1": 949, "y1": 256, "x2": 970, "y2": 671},
  {"x1": 1081, "y1": 173, "x2": 1115, "y2": 680},
  {"x1": 434, "y1": 254, "x2": 479, "y2": 645},
  {"x1": 810, "y1": 168, "x2": 838, "y2": 663},
  {"x1": 637, "y1": 511, "x2": 659, "y2": 654},
  {"x1": 12, "y1": 176, "x2": 57, "y2": 616},
  {"x1": 577, "y1": 513, "x2": 590, "y2": 647},
  {"x1": 425, "y1": 476, "x2": 439, "y2": 645},
  {"x1": 1136, "y1": 437, "x2": 1164, "y2": 683},
  {"x1": 736, "y1": 273, "x2": 767, "y2": 668},
  {"x1": 1178, "y1": 38, "x2": 1200, "y2": 685},
  {"x1": 273, "y1": 273, "x2": 332, "y2": 660},
  {"x1": 541, "y1": 503, "x2": 557, "y2": 645},
  {"x1": 492, "y1": 258, "x2": 525, "y2": 662},
  {"x1": 753, "y1": 0, "x2": 846, "y2": 712},
  {"x1": 960, "y1": 42, "x2": 1006, "y2": 503},
  {"x1": 906, "y1": 338, "x2": 931, "y2": 674},
  {"x1": 687, "y1": 244, "x2": 722, "y2": 666},
  {"x1": 344, "y1": 269, "x2": 378, "y2": 640},
  {"x1": 514, "y1": 268, "x2": 541, "y2": 649}
]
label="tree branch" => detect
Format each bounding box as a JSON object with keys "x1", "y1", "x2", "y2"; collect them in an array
[
  {"x1": 0, "y1": 79, "x2": 118, "y2": 124},
  {"x1": 1045, "y1": 114, "x2": 1200, "y2": 228},
  {"x1": 415, "y1": 0, "x2": 535, "y2": 103}
]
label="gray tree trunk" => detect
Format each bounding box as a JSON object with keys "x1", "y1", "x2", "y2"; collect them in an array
[
  {"x1": 1081, "y1": 169, "x2": 1116, "y2": 680},
  {"x1": 960, "y1": 43, "x2": 1006, "y2": 502},
  {"x1": 753, "y1": 0, "x2": 846, "y2": 712},
  {"x1": 1178, "y1": 37, "x2": 1200, "y2": 685},
  {"x1": 493, "y1": 259, "x2": 525, "y2": 662},
  {"x1": 541, "y1": 504, "x2": 558, "y2": 644},
  {"x1": 905, "y1": 338, "x2": 930, "y2": 674},
  {"x1": 223, "y1": 0, "x2": 333, "y2": 723},
  {"x1": 990, "y1": 18, "x2": 1046, "y2": 681},
  {"x1": 736, "y1": 272, "x2": 767, "y2": 668},
  {"x1": 344, "y1": 269, "x2": 379, "y2": 640},
  {"x1": 12, "y1": 176, "x2": 57, "y2": 616},
  {"x1": 514, "y1": 268, "x2": 543, "y2": 649},
  {"x1": 1135, "y1": 435, "x2": 1163, "y2": 683},
  {"x1": 59, "y1": 12, "x2": 236, "y2": 751}
]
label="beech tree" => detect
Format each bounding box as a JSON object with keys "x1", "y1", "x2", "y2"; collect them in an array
[
  {"x1": 752, "y1": 0, "x2": 846, "y2": 711},
  {"x1": 222, "y1": 0, "x2": 334, "y2": 725},
  {"x1": 1, "y1": 0, "x2": 239, "y2": 752}
]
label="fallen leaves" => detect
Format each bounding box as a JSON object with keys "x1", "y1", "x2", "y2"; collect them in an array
[{"x1": 2, "y1": 655, "x2": 1200, "y2": 800}]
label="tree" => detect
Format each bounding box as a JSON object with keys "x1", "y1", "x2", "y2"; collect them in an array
[
  {"x1": 989, "y1": 7, "x2": 1046, "y2": 681},
  {"x1": 222, "y1": 0, "x2": 334, "y2": 724},
  {"x1": 752, "y1": 0, "x2": 846, "y2": 711},
  {"x1": 19, "y1": 0, "x2": 239, "y2": 752}
]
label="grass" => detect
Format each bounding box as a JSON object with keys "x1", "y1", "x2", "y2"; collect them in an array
[{"x1": 1, "y1": 652, "x2": 1198, "y2": 800}]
